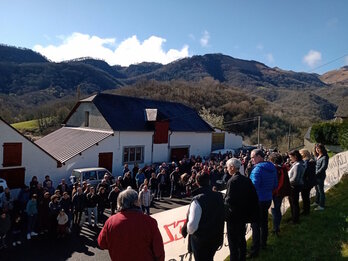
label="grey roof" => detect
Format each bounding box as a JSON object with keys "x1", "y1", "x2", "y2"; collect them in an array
[
  {"x1": 65, "y1": 93, "x2": 214, "y2": 132},
  {"x1": 35, "y1": 127, "x2": 113, "y2": 163}
]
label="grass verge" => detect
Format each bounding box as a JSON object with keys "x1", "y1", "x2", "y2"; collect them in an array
[
  {"x1": 225, "y1": 174, "x2": 348, "y2": 261},
  {"x1": 11, "y1": 119, "x2": 39, "y2": 131}
]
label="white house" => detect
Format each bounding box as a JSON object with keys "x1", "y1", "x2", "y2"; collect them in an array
[
  {"x1": 1, "y1": 93, "x2": 243, "y2": 188},
  {"x1": 35, "y1": 93, "x2": 242, "y2": 177},
  {"x1": 0, "y1": 117, "x2": 65, "y2": 190}
]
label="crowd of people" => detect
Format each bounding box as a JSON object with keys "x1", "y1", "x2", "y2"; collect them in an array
[
  {"x1": 180, "y1": 143, "x2": 329, "y2": 260},
  {"x1": 0, "y1": 143, "x2": 329, "y2": 261}
]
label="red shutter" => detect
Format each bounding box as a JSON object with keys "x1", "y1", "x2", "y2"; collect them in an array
[
  {"x1": 154, "y1": 121, "x2": 169, "y2": 144},
  {"x1": 3, "y1": 143, "x2": 22, "y2": 167}
]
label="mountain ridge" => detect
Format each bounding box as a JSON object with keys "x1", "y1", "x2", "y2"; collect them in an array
[{"x1": 0, "y1": 44, "x2": 345, "y2": 129}]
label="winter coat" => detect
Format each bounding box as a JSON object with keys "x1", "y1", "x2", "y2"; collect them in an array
[
  {"x1": 26, "y1": 199, "x2": 38, "y2": 216},
  {"x1": 288, "y1": 161, "x2": 305, "y2": 187},
  {"x1": 316, "y1": 155, "x2": 329, "y2": 179},
  {"x1": 72, "y1": 193, "x2": 86, "y2": 212},
  {"x1": 272, "y1": 165, "x2": 291, "y2": 197},
  {"x1": 250, "y1": 161, "x2": 278, "y2": 201},
  {"x1": 303, "y1": 160, "x2": 317, "y2": 189}
]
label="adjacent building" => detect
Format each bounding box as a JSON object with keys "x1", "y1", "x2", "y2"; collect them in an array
[{"x1": 2, "y1": 93, "x2": 243, "y2": 188}]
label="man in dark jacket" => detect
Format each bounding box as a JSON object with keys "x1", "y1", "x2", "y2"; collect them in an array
[
  {"x1": 182, "y1": 172, "x2": 225, "y2": 261},
  {"x1": 72, "y1": 187, "x2": 86, "y2": 228},
  {"x1": 224, "y1": 158, "x2": 259, "y2": 261}
]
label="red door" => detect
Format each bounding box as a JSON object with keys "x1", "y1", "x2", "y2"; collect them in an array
[
  {"x1": 170, "y1": 148, "x2": 189, "y2": 162},
  {"x1": 98, "y1": 152, "x2": 113, "y2": 173}
]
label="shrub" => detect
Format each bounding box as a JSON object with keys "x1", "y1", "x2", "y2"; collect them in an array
[
  {"x1": 338, "y1": 122, "x2": 348, "y2": 150},
  {"x1": 310, "y1": 122, "x2": 340, "y2": 145}
]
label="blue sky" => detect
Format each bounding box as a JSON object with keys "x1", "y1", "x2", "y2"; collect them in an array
[{"x1": 1, "y1": 0, "x2": 347, "y2": 74}]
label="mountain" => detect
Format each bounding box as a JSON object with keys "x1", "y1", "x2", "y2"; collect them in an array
[
  {"x1": 120, "y1": 54, "x2": 327, "y2": 89},
  {"x1": 0, "y1": 44, "x2": 343, "y2": 131},
  {"x1": 320, "y1": 66, "x2": 348, "y2": 86},
  {"x1": 0, "y1": 44, "x2": 48, "y2": 63}
]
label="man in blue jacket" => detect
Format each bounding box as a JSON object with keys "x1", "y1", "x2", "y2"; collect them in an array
[{"x1": 249, "y1": 149, "x2": 278, "y2": 258}]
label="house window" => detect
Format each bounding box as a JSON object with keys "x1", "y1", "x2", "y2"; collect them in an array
[
  {"x1": 212, "y1": 133, "x2": 225, "y2": 151},
  {"x1": 85, "y1": 111, "x2": 90, "y2": 127},
  {"x1": 123, "y1": 146, "x2": 144, "y2": 164},
  {"x1": 3, "y1": 143, "x2": 22, "y2": 167}
]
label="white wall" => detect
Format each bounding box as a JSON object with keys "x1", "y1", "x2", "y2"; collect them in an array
[
  {"x1": 66, "y1": 103, "x2": 112, "y2": 130},
  {"x1": 0, "y1": 120, "x2": 66, "y2": 189},
  {"x1": 60, "y1": 131, "x2": 155, "y2": 179},
  {"x1": 224, "y1": 132, "x2": 243, "y2": 149},
  {"x1": 153, "y1": 143, "x2": 169, "y2": 163},
  {"x1": 170, "y1": 132, "x2": 212, "y2": 158},
  {"x1": 62, "y1": 134, "x2": 118, "y2": 177}
]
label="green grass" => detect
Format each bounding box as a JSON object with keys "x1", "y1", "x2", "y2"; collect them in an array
[
  {"x1": 328, "y1": 151, "x2": 336, "y2": 158},
  {"x1": 225, "y1": 175, "x2": 348, "y2": 261},
  {"x1": 11, "y1": 119, "x2": 39, "y2": 131}
]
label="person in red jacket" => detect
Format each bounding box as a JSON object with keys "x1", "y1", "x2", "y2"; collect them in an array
[
  {"x1": 98, "y1": 188, "x2": 165, "y2": 261},
  {"x1": 269, "y1": 152, "x2": 291, "y2": 236}
]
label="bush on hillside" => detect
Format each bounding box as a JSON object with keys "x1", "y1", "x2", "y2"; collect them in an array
[
  {"x1": 338, "y1": 122, "x2": 348, "y2": 150},
  {"x1": 311, "y1": 122, "x2": 348, "y2": 147}
]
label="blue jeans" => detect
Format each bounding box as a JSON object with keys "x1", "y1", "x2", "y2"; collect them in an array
[
  {"x1": 87, "y1": 207, "x2": 98, "y2": 226},
  {"x1": 271, "y1": 196, "x2": 283, "y2": 232},
  {"x1": 315, "y1": 178, "x2": 325, "y2": 207}
]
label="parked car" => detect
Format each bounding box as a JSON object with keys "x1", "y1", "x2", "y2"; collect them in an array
[
  {"x1": 69, "y1": 167, "x2": 113, "y2": 187},
  {"x1": 211, "y1": 148, "x2": 235, "y2": 157}
]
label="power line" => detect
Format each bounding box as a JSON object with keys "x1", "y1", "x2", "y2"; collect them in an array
[
  {"x1": 308, "y1": 53, "x2": 348, "y2": 73},
  {"x1": 223, "y1": 116, "x2": 259, "y2": 126}
]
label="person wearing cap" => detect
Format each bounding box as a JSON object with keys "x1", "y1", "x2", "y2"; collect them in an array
[
  {"x1": 224, "y1": 158, "x2": 259, "y2": 261},
  {"x1": 98, "y1": 189, "x2": 165, "y2": 261},
  {"x1": 248, "y1": 149, "x2": 278, "y2": 258}
]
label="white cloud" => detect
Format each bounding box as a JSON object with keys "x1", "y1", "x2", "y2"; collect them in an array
[
  {"x1": 256, "y1": 44, "x2": 264, "y2": 50},
  {"x1": 200, "y1": 30, "x2": 210, "y2": 47},
  {"x1": 34, "y1": 32, "x2": 189, "y2": 66},
  {"x1": 303, "y1": 50, "x2": 322, "y2": 68},
  {"x1": 265, "y1": 53, "x2": 274, "y2": 64},
  {"x1": 345, "y1": 56, "x2": 348, "y2": 65}
]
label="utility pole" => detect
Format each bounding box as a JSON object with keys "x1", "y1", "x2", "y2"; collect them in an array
[
  {"x1": 257, "y1": 116, "x2": 261, "y2": 148},
  {"x1": 76, "y1": 84, "x2": 81, "y2": 101},
  {"x1": 288, "y1": 124, "x2": 291, "y2": 151}
]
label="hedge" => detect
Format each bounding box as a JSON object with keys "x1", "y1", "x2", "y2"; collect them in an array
[{"x1": 310, "y1": 122, "x2": 348, "y2": 149}]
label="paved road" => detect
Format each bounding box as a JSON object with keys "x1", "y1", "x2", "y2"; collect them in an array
[{"x1": 1, "y1": 196, "x2": 192, "y2": 261}]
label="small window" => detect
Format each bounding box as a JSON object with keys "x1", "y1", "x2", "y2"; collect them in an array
[
  {"x1": 123, "y1": 146, "x2": 144, "y2": 164},
  {"x1": 89, "y1": 171, "x2": 97, "y2": 180},
  {"x1": 98, "y1": 171, "x2": 105, "y2": 180},
  {"x1": 85, "y1": 111, "x2": 90, "y2": 127},
  {"x1": 83, "y1": 172, "x2": 90, "y2": 181},
  {"x1": 3, "y1": 143, "x2": 22, "y2": 167}
]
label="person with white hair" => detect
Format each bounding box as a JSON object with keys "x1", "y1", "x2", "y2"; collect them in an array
[
  {"x1": 224, "y1": 158, "x2": 259, "y2": 261},
  {"x1": 98, "y1": 189, "x2": 164, "y2": 261}
]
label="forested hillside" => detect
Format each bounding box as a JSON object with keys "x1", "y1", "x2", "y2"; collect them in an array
[{"x1": 0, "y1": 44, "x2": 346, "y2": 149}]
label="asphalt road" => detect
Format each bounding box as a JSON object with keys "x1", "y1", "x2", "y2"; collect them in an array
[{"x1": 1, "y1": 196, "x2": 192, "y2": 261}]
